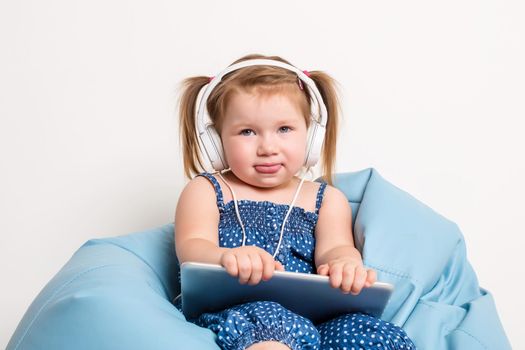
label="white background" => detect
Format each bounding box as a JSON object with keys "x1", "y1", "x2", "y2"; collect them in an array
[{"x1": 1, "y1": 0, "x2": 523, "y2": 348}]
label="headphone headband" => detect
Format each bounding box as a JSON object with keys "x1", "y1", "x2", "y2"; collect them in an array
[{"x1": 195, "y1": 59, "x2": 328, "y2": 171}]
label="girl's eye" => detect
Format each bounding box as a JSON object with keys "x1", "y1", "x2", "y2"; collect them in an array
[
  {"x1": 240, "y1": 129, "x2": 255, "y2": 136},
  {"x1": 279, "y1": 126, "x2": 292, "y2": 133}
]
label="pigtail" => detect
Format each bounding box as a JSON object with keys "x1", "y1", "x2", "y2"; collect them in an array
[
  {"x1": 178, "y1": 76, "x2": 210, "y2": 179},
  {"x1": 308, "y1": 71, "x2": 341, "y2": 186}
]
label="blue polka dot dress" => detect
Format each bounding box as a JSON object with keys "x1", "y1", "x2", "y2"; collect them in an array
[{"x1": 190, "y1": 173, "x2": 416, "y2": 350}]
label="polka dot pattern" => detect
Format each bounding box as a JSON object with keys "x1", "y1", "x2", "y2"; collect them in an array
[
  {"x1": 199, "y1": 172, "x2": 325, "y2": 272},
  {"x1": 192, "y1": 173, "x2": 416, "y2": 350},
  {"x1": 196, "y1": 301, "x2": 320, "y2": 350},
  {"x1": 317, "y1": 313, "x2": 416, "y2": 350}
]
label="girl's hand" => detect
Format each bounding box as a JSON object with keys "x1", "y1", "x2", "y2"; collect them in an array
[
  {"x1": 317, "y1": 257, "x2": 377, "y2": 295},
  {"x1": 220, "y1": 246, "x2": 285, "y2": 285}
]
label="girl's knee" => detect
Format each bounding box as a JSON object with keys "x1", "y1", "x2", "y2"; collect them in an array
[{"x1": 246, "y1": 341, "x2": 291, "y2": 350}]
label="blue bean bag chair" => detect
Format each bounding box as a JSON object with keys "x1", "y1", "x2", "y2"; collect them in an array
[{"x1": 7, "y1": 168, "x2": 511, "y2": 350}]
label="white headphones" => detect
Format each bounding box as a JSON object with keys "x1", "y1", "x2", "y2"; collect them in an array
[{"x1": 195, "y1": 59, "x2": 328, "y2": 171}]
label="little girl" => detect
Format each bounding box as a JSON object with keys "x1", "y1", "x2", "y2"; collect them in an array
[{"x1": 175, "y1": 54, "x2": 415, "y2": 350}]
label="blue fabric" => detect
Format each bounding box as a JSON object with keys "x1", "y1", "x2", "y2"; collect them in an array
[
  {"x1": 7, "y1": 168, "x2": 511, "y2": 349},
  {"x1": 334, "y1": 169, "x2": 511, "y2": 349},
  {"x1": 195, "y1": 172, "x2": 414, "y2": 349},
  {"x1": 196, "y1": 301, "x2": 414, "y2": 350},
  {"x1": 317, "y1": 313, "x2": 414, "y2": 350},
  {"x1": 195, "y1": 301, "x2": 319, "y2": 350},
  {"x1": 197, "y1": 172, "x2": 327, "y2": 273}
]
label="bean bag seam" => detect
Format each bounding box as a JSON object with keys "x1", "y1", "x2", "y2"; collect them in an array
[
  {"x1": 413, "y1": 300, "x2": 488, "y2": 349},
  {"x1": 13, "y1": 264, "x2": 115, "y2": 350},
  {"x1": 102, "y1": 241, "x2": 171, "y2": 298},
  {"x1": 366, "y1": 263, "x2": 417, "y2": 283},
  {"x1": 452, "y1": 328, "x2": 488, "y2": 349}
]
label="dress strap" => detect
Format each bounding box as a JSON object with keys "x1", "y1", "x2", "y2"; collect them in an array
[
  {"x1": 196, "y1": 172, "x2": 225, "y2": 211},
  {"x1": 315, "y1": 182, "x2": 328, "y2": 215}
]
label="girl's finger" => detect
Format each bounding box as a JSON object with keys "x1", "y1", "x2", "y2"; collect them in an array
[
  {"x1": 317, "y1": 264, "x2": 329, "y2": 276},
  {"x1": 350, "y1": 266, "x2": 367, "y2": 295},
  {"x1": 236, "y1": 253, "x2": 252, "y2": 284},
  {"x1": 248, "y1": 253, "x2": 263, "y2": 285},
  {"x1": 328, "y1": 263, "x2": 343, "y2": 289},
  {"x1": 340, "y1": 263, "x2": 356, "y2": 293},
  {"x1": 275, "y1": 260, "x2": 285, "y2": 271},
  {"x1": 221, "y1": 253, "x2": 238, "y2": 277},
  {"x1": 364, "y1": 268, "x2": 377, "y2": 287},
  {"x1": 260, "y1": 252, "x2": 275, "y2": 281}
]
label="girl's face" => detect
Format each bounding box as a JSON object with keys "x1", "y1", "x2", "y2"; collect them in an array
[{"x1": 220, "y1": 90, "x2": 308, "y2": 189}]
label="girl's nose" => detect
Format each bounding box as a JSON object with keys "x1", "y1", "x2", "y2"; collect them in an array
[{"x1": 257, "y1": 135, "x2": 278, "y2": 156}]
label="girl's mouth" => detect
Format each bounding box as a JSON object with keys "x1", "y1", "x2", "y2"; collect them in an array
[{"x1": 254, "y1": 164, "x2": 282, "y2": 174}]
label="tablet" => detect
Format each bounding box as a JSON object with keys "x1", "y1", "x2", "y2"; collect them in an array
[{"x1": 180, "y1": 262, "x2": 393, "y2": 323}]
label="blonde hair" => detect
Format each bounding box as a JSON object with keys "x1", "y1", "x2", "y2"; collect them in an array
[{"x1": 178, "y1": 54, "x2": 341, "y2": 185}]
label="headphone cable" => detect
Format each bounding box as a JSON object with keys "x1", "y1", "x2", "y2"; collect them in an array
[{"x1": 217, "y1": 169, "x2": 310, "y2": 259}]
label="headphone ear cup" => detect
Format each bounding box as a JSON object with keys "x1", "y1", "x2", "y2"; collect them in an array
[
  {"x1": 304, "y1": 122, "x2": 326, "y2": 168},
  {"x1": 205, "y1": 125, "x2": 228, "y2": 171}
]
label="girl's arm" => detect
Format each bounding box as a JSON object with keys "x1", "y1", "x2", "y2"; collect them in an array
[
  {"x1": 175, "y1": 176, "x2": 227, "y2": 265},
  {"x1": 314, "y1": 185, "x2": 376, "y2": 294}
]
